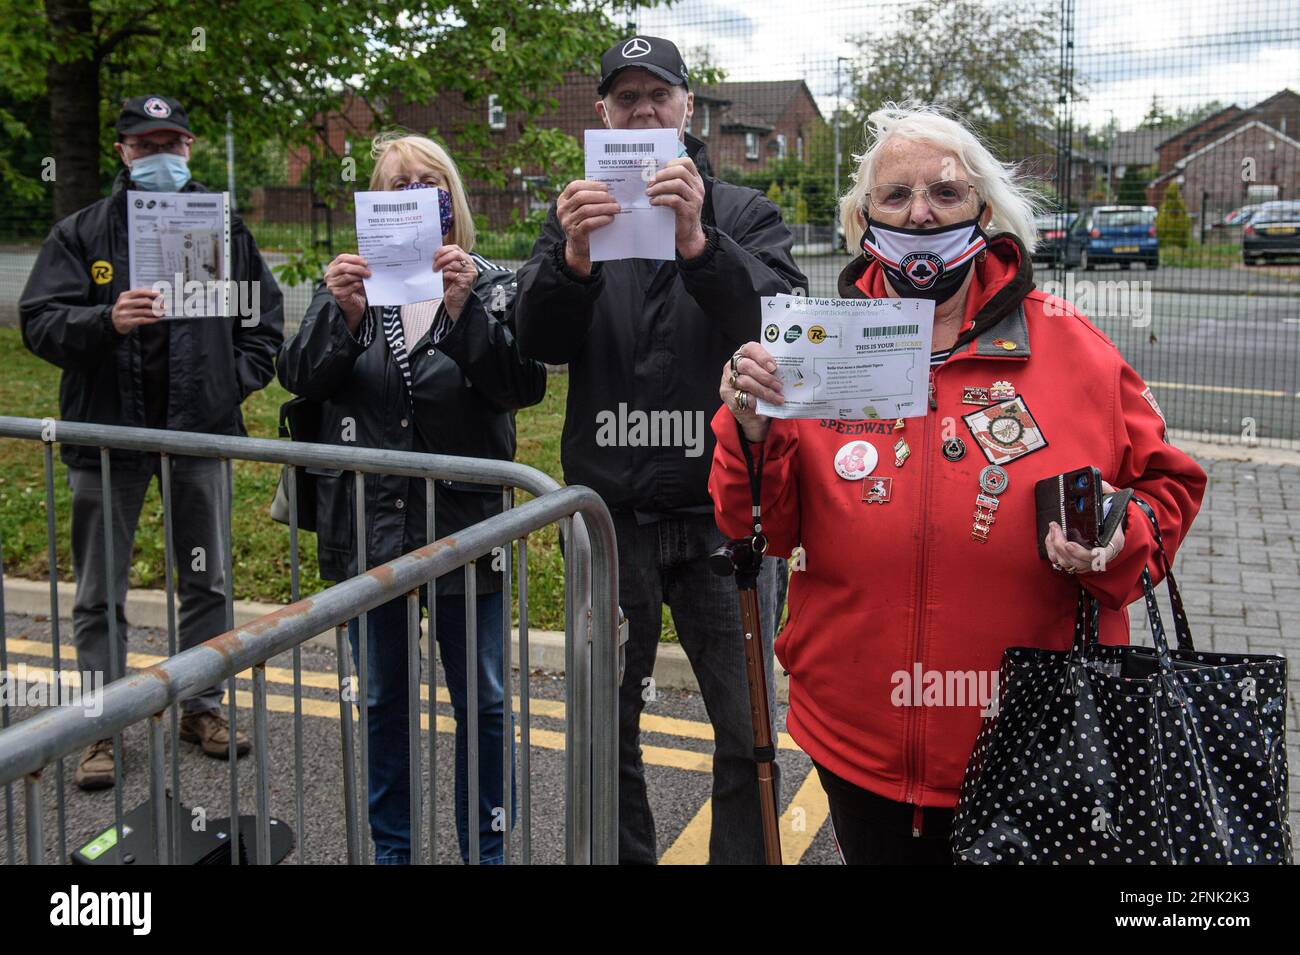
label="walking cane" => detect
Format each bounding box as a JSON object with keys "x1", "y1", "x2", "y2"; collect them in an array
[
  {"x1": 709, "y1": 533, "x2": 783, "y2": 865},
  {"x1": 709, "y1": 400, "x2": 783, "y2": 864}
]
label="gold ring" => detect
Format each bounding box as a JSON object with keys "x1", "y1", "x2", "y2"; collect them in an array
[
  {"x1": 731, "y1": 352, "x2": 744, "y2": 375},
  {"x1": 728, "y1": 370, "x2": 739, "y2": 388},
  {"x1": 732, "y1": 389, "x2": 748, "y2": 412}
]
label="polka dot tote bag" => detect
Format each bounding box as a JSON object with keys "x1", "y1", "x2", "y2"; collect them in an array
[{"x1": 952, "y1": 498, "x2": 1291, "y2": 865}]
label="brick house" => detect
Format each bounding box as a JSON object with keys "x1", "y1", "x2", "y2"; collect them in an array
[
  {"x1": 691, "y1": 80, "x2": 825, "y2": 176},
  {"x1": 1148, "y1": 89, "x2": 1300, "y2": 217},
  {"x1": 273, "y1": 75, "x2": 826, "y2": 228},
  {"x1": 1149, "y1": 120, "x2": 1300, "y2": 224}
]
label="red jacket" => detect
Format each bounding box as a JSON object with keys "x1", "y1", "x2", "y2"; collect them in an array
[{"x1": 709, "y1": 236, "x2": 1206, "y2": 813}]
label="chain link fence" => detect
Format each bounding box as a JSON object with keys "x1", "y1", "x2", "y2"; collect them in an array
[{"x1": 1, "y1": 0, "x2": 1296, "y2": 443}]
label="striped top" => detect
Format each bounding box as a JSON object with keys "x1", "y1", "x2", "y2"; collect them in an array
[
  {"x1": 930, "y1": 347, "x2": 952, "y2": 367},
  {"x1": 355, "y1": 251, "x2": 501, "y2": 413}
]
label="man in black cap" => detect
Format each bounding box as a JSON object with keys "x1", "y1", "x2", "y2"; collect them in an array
[
  {"x1": 514, "y1": 38, "x2": 807, "y2": 863},
  {"x1": 20, "y1": 94, "x2": 284, "y2": 789}
]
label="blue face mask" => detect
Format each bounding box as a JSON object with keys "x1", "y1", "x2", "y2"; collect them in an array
[{"x1": 128, "y1": 153, "x2": 191, "y2": 192}]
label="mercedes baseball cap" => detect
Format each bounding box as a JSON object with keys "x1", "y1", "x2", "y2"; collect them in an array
[
  {"x1": 597, "y1": 36, "x2": 690, "y2": 95},
  {"x1": 115, "y1": 95, "x2": 193, "y2": 139}
]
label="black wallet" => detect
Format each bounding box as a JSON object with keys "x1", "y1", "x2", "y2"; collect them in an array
[{"x1": 1034, "y1": 466, "x2": 1132, "y2": 560}]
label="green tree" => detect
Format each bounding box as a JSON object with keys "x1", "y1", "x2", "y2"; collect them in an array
[
  {"x1": 1156, "y1": 181, "x2": 1192, "y2": 248},
  {"x1": 845, "y1": 0, "x2": 1071, "y2": 158},
  {"x1": 726, "y1": 154, "x2": 837, "y2": 224},
  {"x1": 0, "y1": 0, "x2": 662, "y2": 224},
  {"x1": 1140, "y1": 94, "x2": 1174, "y2": 130},
  {"x1": 1116, "y1": 164, "x2": 1153, "y2": 205}
]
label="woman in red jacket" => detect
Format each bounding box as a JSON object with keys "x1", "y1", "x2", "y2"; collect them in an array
[{"x1": 710, "y1": 104, "x2": 1207, "y2": 864}]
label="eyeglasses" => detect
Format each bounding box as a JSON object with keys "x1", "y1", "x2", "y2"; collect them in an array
[
  {"x1": 123, "y1": 137, "x2": 192, "y2": 156},
  {"x1": 868, "y1": 179, "x2": 976, "y2": 213}
]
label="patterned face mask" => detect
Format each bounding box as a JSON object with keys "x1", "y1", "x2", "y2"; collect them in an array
[
  {"x1": 397, "y1": 181, "x2": 454, "y2": 237},
  {"x1": 859, "y1": 210, "x2": 988, "y2": 302}
]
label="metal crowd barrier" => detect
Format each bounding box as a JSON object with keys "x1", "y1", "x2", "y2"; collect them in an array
[{"x1": 0, "y1": 417, "x2": 619, "y2": 864}]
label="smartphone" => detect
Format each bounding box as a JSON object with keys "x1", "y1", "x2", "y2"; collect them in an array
[{"x1": 1035, "y1": 466, "x2": 1103, "y2": 560}]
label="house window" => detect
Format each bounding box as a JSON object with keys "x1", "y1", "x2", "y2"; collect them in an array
[
  {"x1": 745, "y1": 132, "x2": 759, "y2": 160},
  {"x1": 488, "y1": 94, "x2": 506, "y2": 131},
  {"x1": 797, "y1": 134, "x2": 804, "y2": 161},
  {"x1": 701, "y1": 104, "x2": 711, "y2": 138},
  {"x1": 776, "y1": 134, "x2": 787, "y2": 160}
]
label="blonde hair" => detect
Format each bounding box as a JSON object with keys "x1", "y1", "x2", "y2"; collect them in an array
[
  {"x1": 839, "y1": 103, "x2": 1042, "y2": 253},
  {"x1": 369, "y1": 131, "x2": 477, "y2": 251}
]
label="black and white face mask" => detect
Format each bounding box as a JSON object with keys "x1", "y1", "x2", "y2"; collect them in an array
[{"x1": 860, "y1": 213, "x2": 988, "y2": 302}]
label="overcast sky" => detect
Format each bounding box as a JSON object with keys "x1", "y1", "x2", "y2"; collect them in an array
[{"x1": 631, "y1": 0, "x2": 1300, "y2": 130}]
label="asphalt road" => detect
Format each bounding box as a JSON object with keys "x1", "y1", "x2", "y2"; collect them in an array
[
  {"x1": 0, "y1": 611, "x2": 842, "y2": 866},
  {"x1": 800, "y1": 257, "x2": 1300, "y2": 444},
  {"x1": 1, "y1": 246, "x2": 1297, "y2": 441}
]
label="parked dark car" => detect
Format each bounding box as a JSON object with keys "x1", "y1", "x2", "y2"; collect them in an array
[
  {"x1": 1243, "y1": 201, "x2": 1300, "y2": 265},
  {"x1": 1064, "y1": 205, "x2": 1159, "y2": 271},
  {"x1": 1031, "y1": 212, "x2": 1077, "y2": 263}
]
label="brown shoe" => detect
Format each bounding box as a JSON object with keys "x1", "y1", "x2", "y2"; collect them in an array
[
  {"x1": 180, "y1": 710, "x2": 251, "y2": 759},
  {"x1": 74, "y1": 738, "x2": 118, "y2": 791}
]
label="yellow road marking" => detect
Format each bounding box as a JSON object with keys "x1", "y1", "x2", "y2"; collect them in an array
[
  {"x1": 6, "y1": 661, "x2": 716, "y2": 776},
  {"x1": 660, "y1": 799, "x2": 711, "y2": 864},
  {"x1": 1147, "y1": 379, "x2": 1295, "y2": 399},
  {"x1": 2, "y1": 637, "x2": 799, "y2": 751},
  {"x1": 11, "y1": 655, "x2": 808, "y2": 861},
  {"x1": 660, "y1": 764, "x2": 829, "y2": 865},
  {"x1": 779, "y1": 767, "x2": 831, "y2": 865}
]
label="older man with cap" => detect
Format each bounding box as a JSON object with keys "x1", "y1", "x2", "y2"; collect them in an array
[
  {"x1": 514, "y1": 37, "x2": 807, "y2": 864},
  {"x1": 20, "y1": 94, "x2": 284, "y2": 789}
]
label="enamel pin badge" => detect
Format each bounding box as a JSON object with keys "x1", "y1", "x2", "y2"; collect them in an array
[
  {"x1": 862, "y1": 476, "x2": 893, "y2": 504},
  {"x1": 962, "y1": 395, "x2": 1048, "y2": 467}
]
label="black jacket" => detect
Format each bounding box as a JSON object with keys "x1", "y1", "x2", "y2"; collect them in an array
[
  {"x1": 514, "y1": 134, "x2": 807, "y2": 513},
  {"x1": 276, "y1": 257, "x2": 547, "y2": 592},
  {"x1": 19, "y1": 169, "x2": 285, "y2": 469}
]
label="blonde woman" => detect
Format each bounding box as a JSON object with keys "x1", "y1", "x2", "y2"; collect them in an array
[{"x1": 278, "y1": 132, "x2": 546, "y2": 864}]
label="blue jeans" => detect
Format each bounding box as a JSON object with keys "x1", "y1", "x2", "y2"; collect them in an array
[
  {"x1": 613, "y1": 512, "x2": 782, "y2": 864},
  {"x1": 347, "y1": 588, "x2": 516, "y2": 864}
]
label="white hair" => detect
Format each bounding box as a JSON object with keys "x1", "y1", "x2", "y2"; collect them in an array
[{"x1": 839, "y1": 103, "x2": 1043, "y2": 253}]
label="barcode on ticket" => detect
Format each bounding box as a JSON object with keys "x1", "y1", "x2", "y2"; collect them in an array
[
  {"x1": 372, "y1": 202, "x2": 418, "y2": 212},
  {"x1": 862, "y1": 324, "x2": 919, "y2": 337},
  {"x1": 603, "y1": 143, "x2": 654, "y2": 153}
]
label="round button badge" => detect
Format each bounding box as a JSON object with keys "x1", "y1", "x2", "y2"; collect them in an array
[
  {"x1": 834, "y1": 440, "x2": 878, "y2": 481},
  {"x1": 942, "y1": 436, "x2": 967, "y2": 462},
  {"x1": 978, "y1": 465, "x2": 1010, "y2": 496}
]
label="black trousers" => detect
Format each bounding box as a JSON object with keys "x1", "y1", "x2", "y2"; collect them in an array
[{"x1": 814, "y1": 761, "x2": 955, "y2": 865}]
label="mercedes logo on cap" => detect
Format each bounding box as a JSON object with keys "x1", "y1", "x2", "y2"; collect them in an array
[{"x1": 622, "y1": 37, "x2": 651, "y2": 58}]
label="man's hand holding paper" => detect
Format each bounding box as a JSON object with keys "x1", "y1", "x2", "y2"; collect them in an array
[{"x1": 582, "y1": 127, "x2": 678, "y2": 262}]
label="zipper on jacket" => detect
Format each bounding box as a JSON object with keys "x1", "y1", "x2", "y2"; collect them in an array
[
  {"x1": 1058, "y1": 474, "x2": 1067, "y2": 530},
  {"x1": 903, "y1": 366, "x2": 937, "y2": 831}
]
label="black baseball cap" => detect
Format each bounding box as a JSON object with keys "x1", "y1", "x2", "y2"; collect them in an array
[
  {"x1": 115, "y1": 95, "x2": 193, "y2": 139},
  {"x1": 597, "y1": 36, "x2": 689, "y2": 96}
]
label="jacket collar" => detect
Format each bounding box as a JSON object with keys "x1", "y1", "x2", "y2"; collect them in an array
[
  {"x1": 685, "y1": 132, "x2": 713, "y2": 179},
  {"x1": 837, "y1": 232, "x2": 1036, "y2": 357}
]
